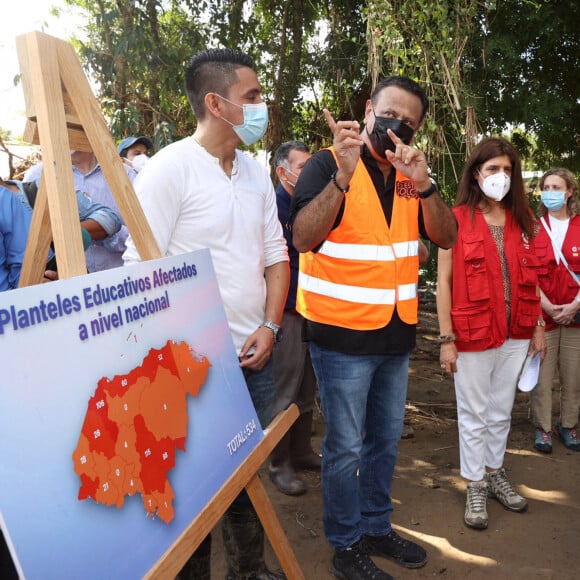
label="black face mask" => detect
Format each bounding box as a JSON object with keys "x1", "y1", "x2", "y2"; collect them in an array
[{"x1": 366, "y1": 112, "x2": 415, "y2": 159}]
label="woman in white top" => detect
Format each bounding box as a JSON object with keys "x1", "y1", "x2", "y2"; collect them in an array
[{"x1": 531, "y1": 168, "x2": 580, "y2": 453}]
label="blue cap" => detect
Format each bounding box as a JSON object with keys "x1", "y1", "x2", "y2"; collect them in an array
[{"x1": 117, "y1": 136, "x2": 153, "y2": 155}]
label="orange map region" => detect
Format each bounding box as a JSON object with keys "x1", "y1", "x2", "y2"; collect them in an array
[{"x1": 72, "y1": 340, "x2": 211, "y2": 524}]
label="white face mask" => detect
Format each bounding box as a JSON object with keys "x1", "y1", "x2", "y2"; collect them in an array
[
  {"x1": 130, "y1": 154, "x2": 149, "y2": 173},
  {"x1": 478, "y1": 171, "x2": 511, "y2": 201}
]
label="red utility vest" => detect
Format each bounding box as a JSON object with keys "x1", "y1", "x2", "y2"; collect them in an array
[
  {"x1": 535, "y1": 214, "x2": 580, "y2": 330},
  {"x1": 297, "y1": 148, "x2": 420, "y2": 330},
  {"x1": 451, "y1": 205, "x2": 540, "y2": 352}
]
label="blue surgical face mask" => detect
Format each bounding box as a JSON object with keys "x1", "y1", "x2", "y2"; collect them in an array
[
  {"x1": 541, "y1": 190, "x2": 567, "y2": 211},
  {"x1": 217, "y1": 94, "x2": 269, "y2": 146}
]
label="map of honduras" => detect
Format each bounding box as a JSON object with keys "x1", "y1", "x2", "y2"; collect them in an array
[{"x1": 72, "y1": 340, "x2": 211, "y2": 524}]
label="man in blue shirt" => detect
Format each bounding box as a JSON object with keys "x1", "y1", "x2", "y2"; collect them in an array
[
  {"x1": 269, "y1": 141, "x2": 321, "y2": 496},
  {"x1": 0, "y1": 182, "x2": 32, "y2": 291},
  {"x1": 16, "y1": 180, "x2": 122, "y2": 242},
  {"x1": 0, "y1": 176, "x2": 123, "y2": 283},
  {"x1": 24, "y1": 149, "x2": 135, "y2": 272}
]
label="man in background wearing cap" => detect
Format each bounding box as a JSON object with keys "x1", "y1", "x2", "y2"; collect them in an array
[{"x1": 117, "y1": 135, "x2": 153, "y2": 173}]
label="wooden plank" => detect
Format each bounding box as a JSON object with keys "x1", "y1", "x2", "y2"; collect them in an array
[
  {"x1": 15, "y1": 33, "x2": 35, "y2": 122},
  {"x1": 22, "y1": 80, "x2": 91, "y2": 150},
  {"x1": 145, "y1": 404, "x2": 301, "y2": 579},
  {"x1": 16, "y1": 31, "x2": 86, "y2": 283},
  {"x1": 18, "y1": 178, "x2": 54, "y2": 286},
  {"x1": 23, "y1": 119, "x2": 92, "y2": 152},
  {"x1": 246, "y1": 475, "x2": 305, "y2": 579},
  {"x1": 55, "y1": 37, "x2": 162, "y2": 262},
  {"x1": 16, "y1": 37, "x2": 82, "y2": 129}
]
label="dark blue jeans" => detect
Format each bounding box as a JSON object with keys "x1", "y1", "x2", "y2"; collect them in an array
[
  {"x1": 310, "y1": 342, "x2": 410, "y2": 551},
  {"x1": 242, "y1": 357, "x2": 275, "y2": 430}
]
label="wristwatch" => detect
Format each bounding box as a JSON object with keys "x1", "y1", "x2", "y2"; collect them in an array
[
  {"x1": 261, "y1": 320, "x2": 282, "y2": 342},
  {"x1": 417, "y1": 178, "x2": 438, "y2": 199}
]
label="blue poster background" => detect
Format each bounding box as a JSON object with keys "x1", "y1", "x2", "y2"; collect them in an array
[{"x1": 0, "y1": 249, "x2": 263, "y2": 579}]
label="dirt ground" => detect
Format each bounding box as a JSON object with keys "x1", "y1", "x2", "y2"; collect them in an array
[{"x1": 211, "y1": 293, "x2": 580, "y2": 580}]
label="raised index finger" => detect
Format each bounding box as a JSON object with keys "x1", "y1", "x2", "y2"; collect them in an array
[
  {"x1": 323, "y1": 108, "x2": 337, "y2": 134},
  {"x1": 387, "y1": 128, "x2": 403, "y2": 146}
]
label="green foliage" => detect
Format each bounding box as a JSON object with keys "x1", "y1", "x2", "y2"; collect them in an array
[
  {"x1": 464, "y1": 0, "x2": 580, "y2": 171},
  {"x1": 254, "y1": 0, "x2": 369, "y2": 166},
  {"x1": 8, "y1": 0, "x2": 567, "y2": 287},
  {"x1": 57, "y1": 0, "x2": 576, "y2": 190},
  {"x1": 64, "y1": 0, "x2": 208, "y2": 146},
  {"x1": 366, "y1": 0, "x2": 484, "y2": 190},
  {"x1": 250, "y1": 0, "x2": 322, "y2": 164}
]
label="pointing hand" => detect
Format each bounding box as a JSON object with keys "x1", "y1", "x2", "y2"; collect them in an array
[{"x1": 323, "y1": 108, "x2": 363, "y2": 177}]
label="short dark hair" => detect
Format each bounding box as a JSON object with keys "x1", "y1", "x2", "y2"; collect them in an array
[
  {"x1": 185, "y1": 49, "x2": 255, "y2": 120},
  {"x1": 371, "y1": 76, "x2": 429, "y2": 121},
  {"x1": 273, "y1": 141, "x2": 310, "y2": 169}
]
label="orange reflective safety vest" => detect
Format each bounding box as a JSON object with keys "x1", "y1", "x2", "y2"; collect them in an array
[{"x1": 297, "y1": 148, "x2": 420, "y2": 330}]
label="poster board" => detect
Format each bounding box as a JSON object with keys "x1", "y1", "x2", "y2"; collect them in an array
[{"x1": 0, "y1": 250, "x2": 267, "y2": 579}]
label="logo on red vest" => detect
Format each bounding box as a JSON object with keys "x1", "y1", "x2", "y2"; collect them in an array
[{"x1": 521, "y1": 232, "x2": 530, "y2": 250}]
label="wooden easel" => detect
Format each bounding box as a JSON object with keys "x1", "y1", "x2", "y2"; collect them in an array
[{"x1": 16, "y1": 31, "x2": 304, "y2": 579}]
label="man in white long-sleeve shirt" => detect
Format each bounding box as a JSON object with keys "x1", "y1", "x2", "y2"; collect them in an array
[{"x1": 123, "y1": 48, "x2": 289, "y2": 580}]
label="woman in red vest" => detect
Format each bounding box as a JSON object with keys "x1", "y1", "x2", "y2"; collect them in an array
[
  {"x1": 436, "y1": 137, "x2": 546, "y2": 530},
  {"x1": 531, "y1": 168, "x2": 580, "y2": 453}
]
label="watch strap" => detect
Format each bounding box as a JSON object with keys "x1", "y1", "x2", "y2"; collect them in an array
[
  {"x1": 261, "y1": 320, "x2": 280, "y2": 340},
  {"x1": 417, "y1": 179, "x2": 438, "y2": 199}
]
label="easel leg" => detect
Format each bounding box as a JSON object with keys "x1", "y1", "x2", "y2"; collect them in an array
[{"x1": 245, "y1": 474, "x2": 305, "y2": 580}]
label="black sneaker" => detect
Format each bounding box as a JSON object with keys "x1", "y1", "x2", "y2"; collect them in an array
[
  {"x1": 363, "y1": 530, "x2": 427, "y2": 569},
  {"x1": 330, "y1": 541, "x2": 393, "y2": 580}
]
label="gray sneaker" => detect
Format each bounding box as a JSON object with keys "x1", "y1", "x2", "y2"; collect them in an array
[
  {"x1": 464, "y1": 481, "x2": 488, "y2": 529},
  {"x1": 486, "y1": 468, "x2": 528, "y2": 512}
]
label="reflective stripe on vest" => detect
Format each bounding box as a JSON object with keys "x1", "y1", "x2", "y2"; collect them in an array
[{"x1": 318, "y1": 239, "x2": 419, "y2": 261}]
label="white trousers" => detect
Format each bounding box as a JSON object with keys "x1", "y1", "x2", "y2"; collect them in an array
[{"x1": 454, "y1": 338, "x2": 528, "y2": 481}]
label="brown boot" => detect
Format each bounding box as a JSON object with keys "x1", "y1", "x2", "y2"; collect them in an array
[
  {"x1": 269, "y1": 432, "x2": 306, "y2": 496},
  {"x1": 290, "y1": 411, "x2": 322, "y2": 471}
]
